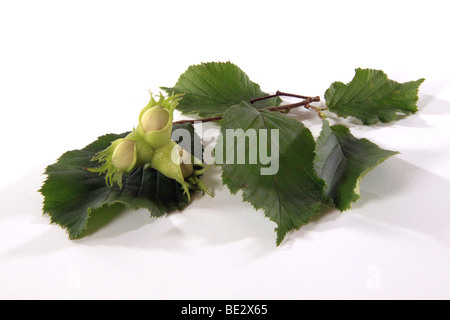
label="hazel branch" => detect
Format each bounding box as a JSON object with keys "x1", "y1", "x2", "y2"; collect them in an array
[
  {"x1": 250, "y1": 91, "x2": 310, "y2": 103},
  {"x1": 173, "y1": 116, "x2": 224, "y2": 125},
  {"x1": 173, "y1": 93, "x2": 323, "y2": 125}
]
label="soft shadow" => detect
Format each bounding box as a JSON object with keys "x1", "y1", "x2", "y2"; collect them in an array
[
  {"x1": 173, "y1": 190, "x2": 278, "y2": 247},
  {"x1": 355, "y1": 158, "x2": 450, "y2": 245},
  {"x1": 288, "y1": 157, "x2": 450, "y2": 246},
  {"x1": 75, "y1": 214, "x2": 189, "y2": 252},
  {"x1": 1, "y1": 162, "x2": 191, "y2": 254},
  {"x1": 0, "y1": 163, "x2": 48, "y2": 220},
  {"x1": 416, "y1": 92, "x2": 445, "y2": 116},
  {"x1": 2, "y1": 228, "x2": 71, "y2": 259}
]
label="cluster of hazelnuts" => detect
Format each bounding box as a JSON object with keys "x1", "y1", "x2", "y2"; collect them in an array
[{"x1": 90, "y1": 94, "x2": 208, "y2": 198}]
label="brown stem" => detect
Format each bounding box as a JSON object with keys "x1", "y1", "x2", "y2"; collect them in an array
[
  {"x1": 173, "y1": 96, "x2": 321, "y2": 125},
  {"x1": 250, "y1": 93, "x2": 279, "y2": 104},
  {"x1": 173, "y1": 116, "x2": 223, "y2": 125},
  {"x1": 250, "y1": 91, "x2": 310, "y2": 104}
]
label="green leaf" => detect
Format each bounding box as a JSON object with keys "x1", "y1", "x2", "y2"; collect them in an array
[
  {"x1": 314, "y1": 120, "x2": 398, "y2": 211},
  {"x1": 162, "y1": 61, "x2": 281, "y2": 118},
  {"x1": 40, "y1": 124, "x2": 197, "y2": 239},
  {"x1": 325, "y1": 68, "x2": 424, "y2": 125},
  {"x1": 216, "y1": 103, "x2": 326, "y2": 245}
]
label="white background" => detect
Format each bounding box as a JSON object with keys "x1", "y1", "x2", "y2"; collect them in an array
[{"x1": 1, "y1": 0, "x2": 449, "y2": 300}]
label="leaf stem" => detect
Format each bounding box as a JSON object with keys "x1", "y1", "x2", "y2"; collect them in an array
[{"x1": 305, "y1": 104, "x2": 327, "y2": 119}]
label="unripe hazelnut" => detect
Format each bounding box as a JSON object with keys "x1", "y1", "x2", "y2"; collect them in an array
[
  {"x1": 111, "y1": 140, "x2": 137, "y2": 172},
  {"x1": 141, "y1": 105, "x2": 170, "y2": 132}
]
